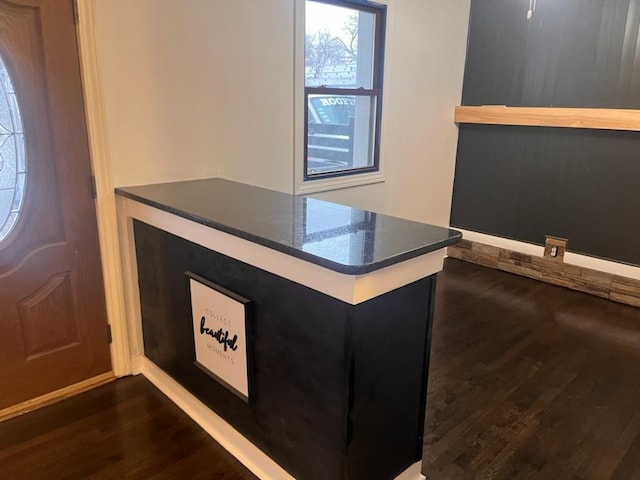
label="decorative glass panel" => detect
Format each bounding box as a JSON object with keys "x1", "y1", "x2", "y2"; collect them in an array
[{"x1": 0, "y1": 55, "x2": 26, "y2": 243}]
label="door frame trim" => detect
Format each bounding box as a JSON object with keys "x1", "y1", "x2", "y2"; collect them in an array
[{"x1": 76, "y1": 0, "x2": 131, "y2": 376}]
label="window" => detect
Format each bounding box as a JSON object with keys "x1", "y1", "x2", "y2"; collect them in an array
[
  {"x1": 304, "y1": 0, "x2": 386, "y2": 181},
  {"x1": 0, "y1": 55, "x2": 26, "y2": 243}
]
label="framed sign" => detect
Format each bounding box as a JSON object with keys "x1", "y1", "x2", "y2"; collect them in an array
[{"x1": 186, "y1": 272, "x2": 252, "y2": 402}]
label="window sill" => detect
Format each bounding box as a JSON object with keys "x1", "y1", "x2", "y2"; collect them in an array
[{"x1": 296, "y1": 171, "x2": 385, "y2": 195}]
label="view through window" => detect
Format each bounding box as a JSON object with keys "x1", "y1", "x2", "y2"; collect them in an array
[{"x1": 304, "y1": 0, "x2": 385, "y2": 180}]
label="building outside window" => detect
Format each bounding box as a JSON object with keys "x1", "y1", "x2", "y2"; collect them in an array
[{"x1": 304, "y1": 0, "x2": 386, "y2": 181}]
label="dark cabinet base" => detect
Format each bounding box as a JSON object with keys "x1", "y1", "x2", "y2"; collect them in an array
[{"x1": 134, "y1": 220, "x2": 435, "y2": 480}]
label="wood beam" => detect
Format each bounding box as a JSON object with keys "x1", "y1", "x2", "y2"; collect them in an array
[{"x1": 454, "y1": 106, "x2": 640, "y2": 132}]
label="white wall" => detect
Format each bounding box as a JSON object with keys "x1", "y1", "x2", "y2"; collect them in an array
[
  {"x1": 312, "y1": 0, "x2": 471, "y2": 227},
  {"x1": 96, "y1": 0, "x2": 213, "y2": 187},
  {"x1": 197, "y1": 1, "x2": 294, "y2": 193},
  {"x1": 95, "y1": 0, "x2": 294, "y2": 191},
  {"x1": 95, "y1": 0, "x2": 470, "y2": 226}
]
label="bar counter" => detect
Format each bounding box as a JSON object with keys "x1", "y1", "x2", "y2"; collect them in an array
[{"x1": 115, "y1": 178, "x2": 461, "y2": 480}]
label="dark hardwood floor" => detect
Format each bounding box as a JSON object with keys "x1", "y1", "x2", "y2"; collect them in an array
[
  {"x1": 1, "y1": 258, "x2": 639, "y2": 479},
  {"x1": 0, "y1": 375, "x2": 258, "y2": 479},
  {"x1": 424, "y1": 259, "x2": 640, "y2": 480}
]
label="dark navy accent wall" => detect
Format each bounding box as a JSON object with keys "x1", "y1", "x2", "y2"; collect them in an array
[
  {"x1": 462, "y1": 0, "x2": 640, "y2": 108},
  {"x1": 452, "y1": 125, "x2": 640, "y2": 265},
  {"x1": 451, "y1": 0, "x2": 640, "y2": 266}
]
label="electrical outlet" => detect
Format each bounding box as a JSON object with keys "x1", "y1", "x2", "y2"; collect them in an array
[{"x1": 544, "y1": 236, "x2": 568, "y2": 261}]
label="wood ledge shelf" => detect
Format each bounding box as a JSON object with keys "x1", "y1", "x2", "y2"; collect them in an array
[{"x1": 454, "y1": 105, "x2": 640, "y2": 132}]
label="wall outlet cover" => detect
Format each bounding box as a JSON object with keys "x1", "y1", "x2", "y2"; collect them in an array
[{"x1": 544, "y1": 236, "x2": 568, "y2": 261}]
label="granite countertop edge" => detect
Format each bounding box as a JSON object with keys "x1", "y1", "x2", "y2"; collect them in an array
[{"x1": 115, "y1": 186, "x2": 462, "y2": 275}]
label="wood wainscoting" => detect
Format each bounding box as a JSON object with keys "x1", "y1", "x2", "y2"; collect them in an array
[{"x1": 448, "y1": 240, "x2": 640, "y2": 308}]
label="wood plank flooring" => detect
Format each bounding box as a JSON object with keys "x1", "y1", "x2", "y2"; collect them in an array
[
  {"x1": 424, "y1": 259, "x2": 640, "y2": 479},
  {"x1": 0, "y1": 374, "x2": 258, "y2": 479},
  {"x1": 0, "y1": 258, "x2": 639, "y2": 479}
]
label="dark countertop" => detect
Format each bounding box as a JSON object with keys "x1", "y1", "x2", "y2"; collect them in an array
[{"x1": 115, "y1": 178, "x2": 461, "y2": 275}]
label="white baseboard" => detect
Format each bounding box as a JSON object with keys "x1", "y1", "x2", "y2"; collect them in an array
[
  {"x1": 457, "y1": 229, "x2": 640, "y2": 280},
  {"x1": 134, "y1": 356, "x2": 294, "y2": 480},
  {"x1": 133, "y1": 356, "x2": 425, "y2": 480},
  {"x1": 394, "y1": 461, "x2": 426, "y2": 480}
]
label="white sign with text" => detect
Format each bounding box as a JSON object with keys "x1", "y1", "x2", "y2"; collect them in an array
[{"x1": 188, "y1": 274, "x2": 250, "y2": 401}]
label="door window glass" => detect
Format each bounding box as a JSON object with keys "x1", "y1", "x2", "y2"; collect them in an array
[{"x1": 0, "y1": 56, "x2": 26, "y2": 242}]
